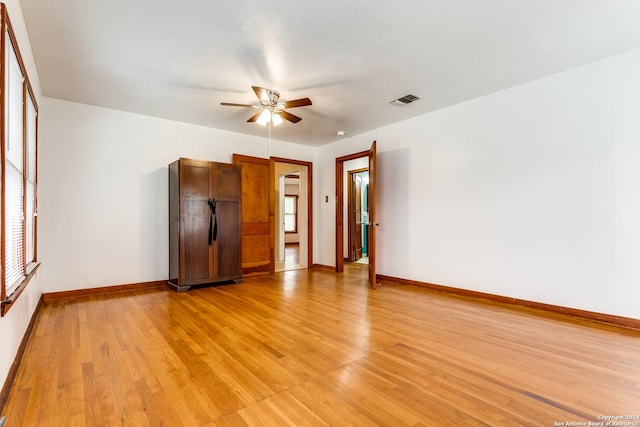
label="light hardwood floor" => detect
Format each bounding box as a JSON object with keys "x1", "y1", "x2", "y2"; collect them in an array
[
  {"x1": 3, "y1": 265, "x2": 640, "y2": 425},
  {"x1": 275, "y1": 243, "x2": 305, "y2": 272}
]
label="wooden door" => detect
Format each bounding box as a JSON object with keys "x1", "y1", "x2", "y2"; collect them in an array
[
  {"x1": 232, "y1": 154, "x2": 274, "y2": 276},
  {"x1": 367, "y1": 141, "x2": 378, "y2": 289}
]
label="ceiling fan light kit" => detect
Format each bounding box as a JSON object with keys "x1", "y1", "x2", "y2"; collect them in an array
[
  {"x1": 257, "y1": 109, "x2": 272, "y2": 126},
  {"x1": 221, "y1": 86, "x2": 312, "y2": 127},
  {"x1": 271, "y1": 112, "x2": 283, "y2": 126}
]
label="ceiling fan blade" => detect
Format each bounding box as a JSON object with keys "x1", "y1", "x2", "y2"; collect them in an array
[
  {"x1": 221, "y1": 102, "x2": 254, "y2": 107},
  {"x1": 279, "y1": 110, "x2": 302, "y2": 123},
  {"x1": 247, "y1": 111, "x2": 262, "y2": 122},
  {"x1": 283, "y1": 98, "x2": 312, "y2": 108},
  {"x1": 252, "y1": 86, "x2": 269, "y2": 102}
]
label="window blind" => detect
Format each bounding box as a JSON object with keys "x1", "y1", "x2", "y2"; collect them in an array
[
  {"x1": 4, "y1": 39, "x2": 25, "y2": 294},
  {"x1": 25, "y1": 91, "x2": 37, "y2": 265}
]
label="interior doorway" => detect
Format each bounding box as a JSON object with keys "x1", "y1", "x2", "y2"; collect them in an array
[
  {"x1": 273, "y1": 158, "x2": 312, "y2": 272},
  {"x1": 335, "y1": 141, "x2": 378, "y2": 289},
  {"x1": 348, "y1": 168, "x2": 369, "y2": 264}
]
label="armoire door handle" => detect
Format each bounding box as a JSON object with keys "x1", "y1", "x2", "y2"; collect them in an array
[{"x1": 208, "y1": 199, "x2": 217, "y2": 245}]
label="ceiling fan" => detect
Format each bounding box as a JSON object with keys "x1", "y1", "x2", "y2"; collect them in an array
[{"x1": 221, "y1": 86, "x2": 312, "y2": 126}]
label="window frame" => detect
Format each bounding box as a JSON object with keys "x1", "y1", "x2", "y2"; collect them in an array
[
  {"x1": 284, "y1": 194, "x2": 298, "y2": 234},
  {"x1": 0, "y1": 4, "x2": 40, "y2": 316}
]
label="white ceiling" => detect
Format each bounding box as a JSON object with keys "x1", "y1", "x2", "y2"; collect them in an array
[{"x1": 19, "y1": 0, "x2": 640, "y2": 146}]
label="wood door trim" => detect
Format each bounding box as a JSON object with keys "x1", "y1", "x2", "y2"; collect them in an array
[
  {"x1": 271, "y1": 156, "x2": 313, "y2": 269},
  {"x1": 348, "y1": 167, "x2": 369, "y2": 173},
  {"x1": 335, "y1": 150, "x2": 369, "y2": 272},
  {"x1": 232, "y1": 154, "x2": 269, "y2": 164}
]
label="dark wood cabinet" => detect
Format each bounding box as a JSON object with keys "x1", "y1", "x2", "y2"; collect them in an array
[{"x1": 169, "y1": 158, "x2": 242, "y2": 291}]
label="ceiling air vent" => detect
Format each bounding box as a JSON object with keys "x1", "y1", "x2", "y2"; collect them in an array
[{"x1": 389, "y1": 94, "x2": 420, "y2": 106}]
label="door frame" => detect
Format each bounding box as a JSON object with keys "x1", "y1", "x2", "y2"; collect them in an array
[
  {"x1": 335, "y1": 150, "x2": 369, "y2": 272},
  {"x1": 271, "y1": 156, "x2": 313, "y2": 269}
]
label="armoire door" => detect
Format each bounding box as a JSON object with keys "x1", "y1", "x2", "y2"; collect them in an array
[
  {"x1": 212, "y1": 163, "x2": 242, "y2": 281},
  {"x1": 181, "y1": 159, "x2": 214, "y2": 285}
]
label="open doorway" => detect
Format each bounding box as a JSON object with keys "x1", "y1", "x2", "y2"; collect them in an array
[
  {"x1": 273, "y1": 158, "x2": 312, "y2": 272},
  {"x1": 348, "y1": 168, "x2": 369, "y2": 264}
]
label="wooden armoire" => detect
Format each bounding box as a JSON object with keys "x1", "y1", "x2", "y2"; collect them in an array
[{"x1": 168, "y1": 158, "x2": 242, "y2": 291}]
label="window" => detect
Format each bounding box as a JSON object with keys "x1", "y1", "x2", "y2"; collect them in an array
[
  {"x1": 284, "y1": 195, "x2": 298, "y2": 233},
  {"x1": 1, "y1": 4, "x2": 39, "y2": 316}
]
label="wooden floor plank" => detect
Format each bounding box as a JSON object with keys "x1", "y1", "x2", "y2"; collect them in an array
[{"x1": 3, "y1": 265, "x2": 640, "y2": 425}]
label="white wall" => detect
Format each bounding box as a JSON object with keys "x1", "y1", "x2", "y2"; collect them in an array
[
  {"x1": 315, "y1": 49, "x2": 640, "y2": 320},
  {"x1": 38, "y1": 98, "x2": 315, "y2": 293},
  {"x1": 0, "y1": 0, "x2": 44, "y2": 400}
]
